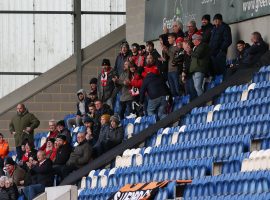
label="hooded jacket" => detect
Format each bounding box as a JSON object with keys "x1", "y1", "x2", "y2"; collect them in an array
[
  {"x1": 76, "y1": 89, "x2": 90, "y2": 116},
  {"x1": 9, "y1": 109, "x2": 40, "y2": 147}
]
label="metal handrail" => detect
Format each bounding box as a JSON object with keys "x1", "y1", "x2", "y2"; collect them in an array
[{"x1": 0, "y1": 72, "x2": 42, "y2": 76}]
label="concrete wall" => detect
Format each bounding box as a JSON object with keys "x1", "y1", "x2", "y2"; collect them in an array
[{"x1": 0, "y1": 26, "x2": 124, "y2": 148}]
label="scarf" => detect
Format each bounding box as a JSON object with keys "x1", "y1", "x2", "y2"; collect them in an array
[{"x1": 101, "y1": 67, "x2": 111, "y2": 87}]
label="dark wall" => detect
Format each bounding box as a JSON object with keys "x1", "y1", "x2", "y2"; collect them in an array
[{"x1": 144, "y1": 0, "x2": 270, "y2": 41}]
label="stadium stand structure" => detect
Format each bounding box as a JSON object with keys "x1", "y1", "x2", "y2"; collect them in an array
[{"x1": 56, "y1": 51, "x2": 270, "y2": 200}]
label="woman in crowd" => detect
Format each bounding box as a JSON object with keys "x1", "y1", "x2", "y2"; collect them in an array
[
  {"x1": 18, "y1": 140, "x2": 37, "y2": 170},
  {"x1": 45, "y1": 138, "x2": 57, "y2": 162}
]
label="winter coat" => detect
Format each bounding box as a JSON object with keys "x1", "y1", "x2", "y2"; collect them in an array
[
  {"x1": 53, "y1": 143, "x2": 72, "y2": 165},
  {"x1": 117, "y1": 70, "x2": 134, "y2": 102},
  {"x1": 66, "y1": 140, "x2": 92, "y2": 168},
  {"x1": 163, "y1": 45, "x2": 179, "y2": 72},
  {"x1": 209, "y1": 22, "x2": 232, "y2": 56},
  {"x1": 190, "y1": 42, "x2": 210, "y2": 74},
  {"x1": 6, "y1": 165, "x2": 26, "y2": 186},
  {"x1": 76, "y1": 89, "x2": 90, "y2": 116},
  {"x1": 140, "y1": 73, "x2": 169, "y2": 103},
  {"x1": 248, "y1": 40, "x2": 269, "y2": 65},
  {"x1": 0, "y1": 139, "x2": 9, "y2": 159},
  {"x1": 9, "y1": 110, "x2": 40, "y2": 147},
  {"x1": 97, "y1": 67, "x2": 117, "y2": 102},
  {"x1": 114, "y1": 52, "x2": 130, "y2": 76},
  {"x1": 200, "y1": 23, "x2": 214, "y2": 44},
  {"x1": 31, "y1": 159, "x2": 53, "y2": 187},
  {"x1": 0, "y1": 188, "x2": 9, "y2": 200},
  {"x1": 7, "y1": 185, "x2": 18, "y2": 200},
  {"x1": 234, "y1": 46, "x2": 250, "y2": 66}
]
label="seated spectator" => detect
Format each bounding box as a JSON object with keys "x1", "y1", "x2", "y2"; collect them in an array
[
  {"x1": 248, "y1": 31, "x2": 269, "y2": 66},
  {"x1": 0, "y1": 176, "x2": 9, "y2": 200},
  {"x1": 94, "y1": 99, "x2": 113, "y2": 121},
  {"x1": 140, "y1": 71, "x2": 169, "y2": 120},
  {"x1": 107, "y1": 115, "x2": 124, "y2": 150},
  {"x1": 64, "y1": 131, "x2": 92, "y2": 176},
  {"x1": 5, "y1": 157, "x2": 26, "y2": 187},
  {"x1": 144, "y1": 41, "x2": 161, "y2": 66},
  {"x1": 200, "y1": 14, "x2": 213, "y2": 44},
  {"x1": 53, "y1": 135, "x2": 72, "y2": 182},
  {"x1": 163, "y1": 19, "x2": 184, "y2": 38},
  {"x1": 114, "y1": 41, "x2": 131, "y2": 76},
  {"x1": 67, "y1": 89, "x2": 90, "y2": 129},
  {"x1": 45, "y1": 138, "x2": 57, "y2": 162},
  {"x1": 190, "y1": 33, "x2": 210, "y2": 97},
  {"x1": 23, "y1": 150, "x2": 53, "y2": 199},
  {"x1": 97, "y1": 59, "x2": 118, "y2": 108},
  {"x1": 19, "y1": 141, "x2": 37, "y2": 169},
  {"x1": 84, "y1": 117, "x2": 98, "y2": 146},
  {"x1": 56, "y1": 120, "x2": 71, "y2": 144},
  {"x1": 184, "y1": 20, "x2": 198, "y2": 41},
  {"x1": 93, "y1": 114, "x2": 111, "y2": 157},
  {"x1": 163, "y1": 33, "x2": 181, "y2": 97},
  {"x1": 4, "y1": 177, "x2": 18, "y2": 200},
  {"x1": 40, "y1": 119, "x2": 59, "y2": 150},
  {"x1": 114, "y1": 61, "x2": 134, "y2": 119},
  {"x1": 0, "y1": 133, "x2": 9, "y2": 174}
]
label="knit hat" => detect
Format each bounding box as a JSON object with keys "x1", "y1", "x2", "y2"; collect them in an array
[
  {"x1": 89, "y1": 78, "x2": 98, "y2": 85},
  {"x1": 57, "y1": 134, "x2": 67, "y2": 141},
  {"x1": 101, "y1": 114, "x2": 111, "y2": 123},
  {"x1": 84, "y1": 117, "x2": 94, "y2": 123},
  {"x1": 176, "y1": 37, "x2": 184, "y2": 45},
  {"x1": 213, "y1": 13, "x2": 223, "y2": 21},
  {"x1": 5, "y1": 157, "x2": 15, "y2": 165},
  {"x1": 202, "y1": 14, "x2": 211, "y2": 21},
  {"x1": 110, "y1": 115, "x2": 120, "y2": 124},
  {"x1": 102, "y1": 59, "x2": 111, "y2": 66},
  {"x1": 56, "y1": 120, "x2": 65, "y2": 127}
]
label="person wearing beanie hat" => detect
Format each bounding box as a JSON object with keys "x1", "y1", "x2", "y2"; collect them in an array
[
  {"x1": 190, "y1": 31, "x2": 210, "y2": 97},
  {"x1": 106, "y1": 115, "x2": 124, "y2": 151},
  {"x1": 200, "y1": 14, "x2": 213, "y2": 44},
  {"x1": 5, "y1": 157, "x2": 26, "y2": 186},
  {"x1": 110, "y1": 115, "x2": 120, "y2": 124},
  {"x1": 97, "y1": 58, "x2": 117, "y2": 109},
  {"x1": 209, "y1": 13, "x2": 232, "y2": 75},
  {"x1": 56, "y1": 120, "x2": 71, "y2": 144}
]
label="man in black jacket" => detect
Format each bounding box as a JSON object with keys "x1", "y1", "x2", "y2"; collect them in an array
[
  {"x1": 209, "y1": 14, "x2": 232, "y2": 75},
  {"x1": 140, "y1": 72, "x2": 169, "y2": 120},
  {"x1": 200, "y1": 14, "x2": 213, "y2": 44},
  {"x1": 23, "y1": 150, "x2": 53, "y2": 199}
]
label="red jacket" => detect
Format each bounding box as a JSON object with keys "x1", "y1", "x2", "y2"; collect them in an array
[
  {"x1": 130, "y1": 73, "x2": 143, "y2": 89},
  {"x1": 40, "y1": 130, "x2": 58, "y2": 151},
  {"x1": 142, "y1": 65, "x2": 159, "y2": 78},
  {"x1": 45, "y1": 148, "x2": 57, "y2": 161},
  {"x1": 0, "y1": 140, "x2": 9, "y2": 159},
  {"x1": 131, "y1": 54, "x2": 145, "y2": 68}
]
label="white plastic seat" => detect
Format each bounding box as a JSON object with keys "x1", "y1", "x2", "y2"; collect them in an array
[
  {"x1": 123, "y1": 149, "x2": 131, "y2": 156},
  {"x1": 155, "y1": 134, "x2": 163, "y2": 147},
  {"x1": 241, "y1": 159, "x2": 250, "y2": 172},
  {"x1": 100, "y1": 175, "x2": 108, "y2": 188},
  {"x1": 80, "y1": 177, "x2": 86, "y2": 189},
  {"x1": 115, "y1": 156, "x2": 122, "y2": 168},
  {"x1": 99, "y1": 169, "x2": 107, "y2": 176},
  {"x1": 134, "y1": 116, "x2": 142, "y2": 124},
  {"x1": 134, "y1": 148, "x2": 141, "y2": 155},
  {"x1": 88, "y1": 170, "x2": 96, "y2": 178},
  {"x1": 90, "y1": 176, "x2": 98, "y2": 188},
  {"x1": 143, "y1": 147, "x2": 152, "y2": 154},
  {"x1": 171, "y1": 132, "x2": 179, "y2": 145},
  {"x1": 162, "y1": 127, "x2": 170, "y2": 134},
  {"x1": 126, "y1": 123, "x2": 134, "y2": 139},
  {"x1": 179, "y1": 125, "x2": 186, "y2": 132},
  {"x1": 249, "y1": 150, "x2": 259, "y2": 159},
  {"x1": 257, "y1": 150, "x2": 266, "y2": 158},
  {"x1": 109, "y1": 168, "x2": 117, "y2": 176},
  {"x1": 213, "y1": 104, "x2": 221, "y2": 111},
  {"x1": 135, "y1": 153, "x2": 143, "y2": 166}
]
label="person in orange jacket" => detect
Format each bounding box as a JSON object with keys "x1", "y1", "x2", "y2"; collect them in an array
[{"x1": 0, "y1": 133, "x2": 9, "y2": 174}]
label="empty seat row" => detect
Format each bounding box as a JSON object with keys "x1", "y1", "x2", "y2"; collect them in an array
[
  {"x1": 78, "y1": 186, "x2": 119, "y2": 200},
  {"x1": 184, "y1": 171, "x2": 270, "y2": 198}
]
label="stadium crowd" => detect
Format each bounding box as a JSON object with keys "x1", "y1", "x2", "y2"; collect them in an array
[{"x1": 0, "y1": 13, "x2": 268, "y2": 199}]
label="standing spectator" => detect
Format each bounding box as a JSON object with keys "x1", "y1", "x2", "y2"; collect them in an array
[
  {"x1": 144, "y1": 41, "x2": 161, "y2": 66},
  {"x1": 184, "y1": 20, "x2": 198, "y2": 41},
  {"x1": 142, "y1": 54, "x2": 160, "y2": 78},
  {"x1": 115, "y1": 61, "x2": 134, "y2": 119},
  {"x1": 140, "y1": 71, "x2": 169, "y2": 120},
  {"x1": 129, "y1": 43, "x2": 144, "y2": 67},
  {"x1": 0, "y1": 133, "x2": 9, "y2": 172},
  {"x1": 190, "y1": 34, "x2": 210, "y2": 97},
  {"x1": 5, "y1": 157, "x2": 26, "y2": 187},
  {"x1": 248, "y1": 32, "x2": 269, "y2": 65},
  {"x1": 56, "y1": 120, "x2": 71, "y2": 144},
  {"x1": 209, "y1": 14, "x2": 232, "y2": 75},
  {"x1": 163, "y1": 19, "x2": 184, "y2": 38},
  {"x1": 40, "y1": 119, "x2": 59, "y2": 151},
  {"x1": 97, "y1": 59, "x2": 117, "y2": 108},
  {"x1": 163, "y1": 33, "x2": 181, "y2": 97},
  {"x1": 93, "y1": 114, "x2": 111, "y2": 157},
  {"x1": 23, "y1": 150, "x2": 53, "y2": 199},
  {"x1": 9, "y1": 103, "x2": 40, "y2": 159},
  {"x1": 67, "y1": 89, "x2": 90, "y2": 129},
  {"x1": 88, "y1": 78, "x2": 98, "y2": 96},
  {"x1": 114, "y1": 41, "x2": 131, "y2": 76},
  {"x1": 200, "y1": 14, "x2": 213, "y2": 44},
  {"x1": 159, "y1": 34, "x2": 170, "y2": 81}
]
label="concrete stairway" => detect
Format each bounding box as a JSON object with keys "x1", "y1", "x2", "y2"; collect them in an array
[{"x1": 0, "y1": 25, "x2": 126, "y2": 148}]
